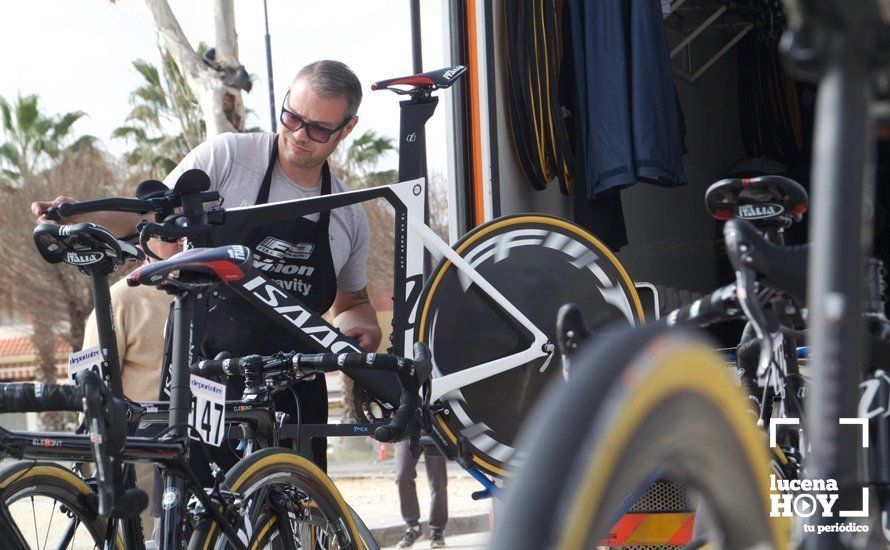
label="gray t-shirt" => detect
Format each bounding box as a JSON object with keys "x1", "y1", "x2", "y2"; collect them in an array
[{"x1": 163, "y1": 132, "x2": 368, "y2": 291}]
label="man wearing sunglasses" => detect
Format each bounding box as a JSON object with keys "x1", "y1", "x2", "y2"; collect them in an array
[
  {"x1": 166, "y1": 59, "x2": 381, "y2": 472},
  {"x1": 33, "y1": 60, "x2": 380, "y2": 472}
]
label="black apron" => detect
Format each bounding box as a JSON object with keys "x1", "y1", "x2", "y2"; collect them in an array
[{"x1": 199, "y1": 144, "x2": 338, "y2": 472}]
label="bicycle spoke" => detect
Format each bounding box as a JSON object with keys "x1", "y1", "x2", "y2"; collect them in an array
[
  {"x1": 31, "y1": 496, "x2": 39, "y2": 550},
  {"x1": 42, "y1": 499, "x2": 55, "y2": 550}
]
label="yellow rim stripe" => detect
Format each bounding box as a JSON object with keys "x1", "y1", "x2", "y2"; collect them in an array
[
  {"x1": 558, "y1": 339, "x2": 785, "y2": 550},
  {"x1": 419, "y1": 215, "x2": 645, "y2": 477},
  {"x1": 251, "y1": 516, "x2": 276, "y2": 550},
  {"x1": 0, "y1": 464, "x2": 91, "y2": 494},
  {"x1": 0, "y1": 463, "x2": 124, "y2": 549},
  {"x1": 203, "y1": 452, "x2": 362, "y2": 550}
]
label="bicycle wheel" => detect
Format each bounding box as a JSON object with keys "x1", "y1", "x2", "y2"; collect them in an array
[
  {"x1": 189, "y1": 448, "x2": 367, "y2": 550},
  {"x1": 417, "y1": 214, "x2": 644, "y2": 478},
  {"x1": 494, "y1": 324, "x2": 787, "y2": 550},
  {"x1": 0, "y1": 461, "x2": 123, "y2": 550}
]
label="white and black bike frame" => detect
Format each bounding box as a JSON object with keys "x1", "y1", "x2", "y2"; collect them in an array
[{"x1": 191, "y1": 177, "x2": 554, "y2": 413}]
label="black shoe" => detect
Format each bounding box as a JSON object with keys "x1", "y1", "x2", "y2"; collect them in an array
[
  {"x1": 397, "y1": 525, "x2": 422, "y2": 548},
  {"x1": 430, "y1": 529, "x2": 446, "y2": 548}
]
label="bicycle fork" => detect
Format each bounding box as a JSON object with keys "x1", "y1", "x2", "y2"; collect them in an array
[
  {"x1": 0, "y1": 500, "x2": 29, "y2": 550},
  {"x1": 860, "y1": 369, "x2": 890, "y2": 541}
]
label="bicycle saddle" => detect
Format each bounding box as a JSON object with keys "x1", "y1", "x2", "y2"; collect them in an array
[
  {"x1": 705, "y1": 175, "x2": 808, "y2": 227},
  {"x1": 371, "y1": 66, "x2": 467, "y2": 94},
  {"x1": 723, "y1": 218, "x2": 808, "y2": 304},
  {"x1": 33, "y1": 222, "x2": 143, "y2": 268},
  {"x1": 127, "y1": 245, "x2": 251, "y2": 288}
]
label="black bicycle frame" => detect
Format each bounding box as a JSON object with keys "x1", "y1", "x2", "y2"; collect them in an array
[
  {"x1": 788, "y1": 4, "x2": 881, "y2": 547},
  {"x1": 86, "y1": 265, "x2": 125, "y2": 398},
  {"x1": 801, "y1": 37, "x2": 873, "y2": 548}
]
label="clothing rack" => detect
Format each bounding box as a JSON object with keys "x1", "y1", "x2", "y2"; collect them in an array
[{"x1": 664, "y1": 0, "x2": 759, "y2": 83}]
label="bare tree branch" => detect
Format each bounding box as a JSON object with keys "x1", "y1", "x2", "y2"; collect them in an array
[
  {"x1": 214, "y1": 0, "x2": 238, "y2": 65},
  {"x1": 141, "y1": 0, "x2": 245, "y2": 136},
  {"x1": 143, "y1": 0, "x2": 205, "y2": 81}
]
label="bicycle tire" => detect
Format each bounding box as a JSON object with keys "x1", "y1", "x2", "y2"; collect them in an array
[
  {"x1": 494, "y1": 324, "x2": 786, "y2": 549},
  {"x1": 417, "y1": 214, "x2": 644, "y2": 478},
  {"x1": 188, "y1": 447, "x2": 367, "y2": 550},
  {"x1": 0, "y1": 461, "x2": 124, "y2": 550}
]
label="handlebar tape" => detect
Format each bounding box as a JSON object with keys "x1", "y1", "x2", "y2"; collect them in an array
[
  {"x1": 0, "y1": 383, "x2": 85, "y2": 413},
  {"x1": 296, "y1": 353, "x2": 421, "y2": 442},
  {"x1": 296, "y1": 353, "x2": 421, "y2": 443},
  {"x1": 661, "y1": 284, "x2": 738, "y2": 328},
  {"x1": 190, "y1": 355, "x2": 262, "y2": 377}
]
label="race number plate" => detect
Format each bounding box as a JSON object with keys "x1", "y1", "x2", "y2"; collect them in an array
[
  {"x1": 189, "y1": 375, "x2": 226, "y2": 447},
  {"x1": 68, "y1": 346, "x2": 105, "y2": 383}
]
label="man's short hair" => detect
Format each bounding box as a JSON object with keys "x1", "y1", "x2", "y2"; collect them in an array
[{"x1": 294, "y1": 60, "x2": 362, "y2": 117}]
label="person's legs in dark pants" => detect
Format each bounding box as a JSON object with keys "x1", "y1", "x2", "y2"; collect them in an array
[
  {"x1": 424, "y1": 443, "x2": 448, "y2": 547},
  {"x1": 275, "y1": 374, "x2": 329, "y2": 471},
  {"x1": 395, "y1": 440, "x2": 422, "y2": 546}
]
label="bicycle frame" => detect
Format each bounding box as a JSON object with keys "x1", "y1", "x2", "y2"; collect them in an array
[{"x1": 192, "y1": 177, "x2": 552, "y2": 407}]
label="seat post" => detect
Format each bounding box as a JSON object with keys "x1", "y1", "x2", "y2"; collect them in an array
[
  {"x1": 87, "y1": 265, "x2": 124, "y2": 398},
  {"x1": 397, "y1": 95, "x2": 438, "y2": 185},
  {"x1": 168, "y1": 290, "x2": 195, "y2": 438},
  {"x1": 398, "y1": 93, "x2": 439, "y2": 281}
]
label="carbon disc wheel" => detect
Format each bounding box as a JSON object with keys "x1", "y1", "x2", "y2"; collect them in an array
[{"x1": 417, "y1": 214, "x2": 644, "y2": 477}]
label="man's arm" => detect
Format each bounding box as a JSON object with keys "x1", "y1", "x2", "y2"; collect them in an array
[
  {"x1": 31, "y1": 196, "x2": 143, "y2": 237},
  {"x1": 330, "y1": 287, "x2": 382, "y2": 352},
  {"x1": 32, "y1": 134, "x2": 229, "y2": 236}
]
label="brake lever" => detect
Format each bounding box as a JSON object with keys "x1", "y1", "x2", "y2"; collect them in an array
[
  {"x1": 43, "y1": 207, "x2": 62, "y2": 221},
  {"x1": 420, "y1": 379, "x2": 433, "y2": 433},
  {"x1": 735, "y1": 266, "x2": 775, "y2": 383}
]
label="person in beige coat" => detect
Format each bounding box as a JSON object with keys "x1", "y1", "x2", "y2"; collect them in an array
[{"x1": 81, "y1": 239, "x2": 178, "y2": 536}]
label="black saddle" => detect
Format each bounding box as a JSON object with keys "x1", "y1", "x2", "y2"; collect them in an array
[
  {"x1": 127, "y1": 245, "x2": 251, "y2": 288},
  {"x1": 372, "y1": 66, "x2": 467, "y2": 94},
  {"x1": 33, "y1": 223, "x2": 143, "y2": 269},
  {"x1": 705, "y1": 175, "x2": 808, "y2": 227}
]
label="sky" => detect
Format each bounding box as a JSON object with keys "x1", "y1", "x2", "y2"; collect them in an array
[{"x1": 0, "y1": 0, "x2": 451, "y2": 176}]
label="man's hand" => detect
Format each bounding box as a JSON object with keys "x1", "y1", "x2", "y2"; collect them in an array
[
  {"x1": 331, "y1": 287, "x2": 382, "y2": 352},
  {"x1": 31, "y1": 196, "x2": 79, "y2": 224},
  {"x1": 31, "y1": 195, "x2": 143, "y2": 238},
  {"x1": 341, "y1": 325, "x2": 384, "y2": 352}
]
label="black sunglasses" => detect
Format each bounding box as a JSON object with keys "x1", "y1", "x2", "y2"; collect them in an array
[{"x1": 279, "y1": 91, "x2": 353, "y2": 143}]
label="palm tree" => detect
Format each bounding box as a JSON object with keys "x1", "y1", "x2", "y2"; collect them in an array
[
  {"x1": 337, "y1": 130, "x2": 396, "y2": 187},
  {"x1": 113, "y1": 51, "x2": 205, "y2": 179},
  {"x1": 0, "y1": 93, "x2": 94, "y2": 188}
]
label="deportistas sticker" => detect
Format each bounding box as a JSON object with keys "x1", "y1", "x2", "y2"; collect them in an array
[
  {"x1": 68, "y1": 346, "x2": 104, "y2": 383},
  {"x1": 189, "y1": 375, "x2": 226, "y2": 447}
]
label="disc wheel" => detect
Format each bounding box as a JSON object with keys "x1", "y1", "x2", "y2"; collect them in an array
[{"x1": 417, "y1": 214, "x2": 644, "y2": 477}]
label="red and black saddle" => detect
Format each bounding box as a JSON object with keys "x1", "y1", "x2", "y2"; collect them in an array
[
  {"x1": 127, "y1": 245, "x2": 251, "y2": 288},
  {"x1": 372, "y1": 66, "x2": 467, "y2": 95}
]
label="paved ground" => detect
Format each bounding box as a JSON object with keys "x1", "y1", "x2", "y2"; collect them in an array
[
  {"x1": 2, "y1": 455, "x2": 493, "y2": 548},
  {"x1": 382, "y1": 530, "x2": 490, "y2": 549},
  {"x1": 330, "y1": 456, "x2": 492, "y2": 546}
]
